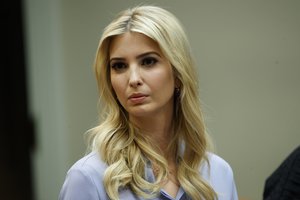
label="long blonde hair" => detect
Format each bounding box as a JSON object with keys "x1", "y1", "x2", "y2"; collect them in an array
[{"x1": 89, "y1": 5, "x2": 216, "y2": 200}]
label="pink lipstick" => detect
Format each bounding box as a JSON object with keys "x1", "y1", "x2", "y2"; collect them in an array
[{"x1": 128, "y1": 93, "x2": 148, "y2": 104}]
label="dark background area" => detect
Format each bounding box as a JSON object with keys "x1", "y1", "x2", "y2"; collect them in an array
[{"x1": 0, "y1": 0, "x2": 34, "y2": 199}]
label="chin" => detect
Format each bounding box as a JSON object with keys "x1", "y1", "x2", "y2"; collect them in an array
[
  {"x1": 128, "y1": 110, "x2": 150, "y2": 117},
  {"x1": 127, "y1": 106, "x2": 155, "y2": 117}
]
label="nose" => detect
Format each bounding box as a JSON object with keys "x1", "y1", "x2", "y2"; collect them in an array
[{"x1": 128, "y1": 65, "x2": 143, "y2": 88}]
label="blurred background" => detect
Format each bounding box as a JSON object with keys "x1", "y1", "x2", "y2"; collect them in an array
[{"x1": 2, "y1": 0, "x2": 299, "y2": 199}]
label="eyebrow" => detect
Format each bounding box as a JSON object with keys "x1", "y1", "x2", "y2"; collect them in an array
[{"x1": 109, "y1": 51, "x2": 162, "y2": 62}]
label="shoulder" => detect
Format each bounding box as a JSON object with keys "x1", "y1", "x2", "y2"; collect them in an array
[
  {"x1": 200, "y1": 152, "x2": 239, "y2": 200},
  {"x1": 59, "y1": 151, "x2": 109, "y2": 200},
  {"x1": 66, "y1": 151, "x2": 107, "y2": 185},
  {"x1": 71, "y1": 151, "x2": 107, "y2": 174},
  {"x1": 201, "y1": 153, "x2": 234, "y2": 179}
]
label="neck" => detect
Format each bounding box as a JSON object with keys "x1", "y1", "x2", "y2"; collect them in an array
[{"x1": 130, "y1": 112, "x2": 174, "y2": 155}]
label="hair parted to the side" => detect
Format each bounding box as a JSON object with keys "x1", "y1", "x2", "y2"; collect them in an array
[{"x1": 88, "y1": 5, "x2": 216, "y2": 200}]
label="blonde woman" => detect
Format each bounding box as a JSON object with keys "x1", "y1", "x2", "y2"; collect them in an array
[{"x1": 59, "y1": 5, "x2": 238, "y2": 200}]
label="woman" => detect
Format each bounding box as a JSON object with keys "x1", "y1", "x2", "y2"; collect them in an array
[{"x1": 59, "y1": 5, "x2": 238, "y2": 200}]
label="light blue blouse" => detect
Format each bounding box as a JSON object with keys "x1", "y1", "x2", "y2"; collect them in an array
[{"x1": 59, "y1": 151, "x2": 238, "y2": 200}]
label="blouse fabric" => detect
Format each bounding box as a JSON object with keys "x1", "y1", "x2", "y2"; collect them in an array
[{"x1": 59, "y1": 151, "x2": 238, "y2": 200}]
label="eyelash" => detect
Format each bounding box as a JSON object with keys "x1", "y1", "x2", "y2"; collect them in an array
[
  {"x1": 110, "y1": 57, "x2": 158, "y2": 71},
  {"x1": 111, "y1": 62, "x2": 127, "y2": 71},
  {"x1": 141, "y1": 57, "x2": 158, "y2": 67}
]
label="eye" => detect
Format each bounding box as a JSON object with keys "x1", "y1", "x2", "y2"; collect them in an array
[
  {"x1": 141, "y1": 57, "x2": 158, "y2": 67},
  {"x1": 110, "y1": 62, "x2": 127, "y2": 71}
]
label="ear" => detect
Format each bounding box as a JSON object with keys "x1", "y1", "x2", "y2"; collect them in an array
[{"x1": 175, "y1": 77, "x2": 181, "y2": 89}]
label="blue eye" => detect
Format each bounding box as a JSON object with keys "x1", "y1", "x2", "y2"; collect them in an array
[
  {"x1": 111, "y1": 62, "x2": 127, "y2": 71},
  {"x1": 141, "y1": 57, "x2": 158, "y2": 67}
]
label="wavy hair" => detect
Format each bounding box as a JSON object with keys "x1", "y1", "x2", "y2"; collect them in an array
[{"x1": 88, "y1": 5, "x2": 216, "y2": 200}]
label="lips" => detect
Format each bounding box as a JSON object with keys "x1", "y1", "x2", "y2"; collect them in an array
[{"x1": 128, "y1": 93, "x2": 148, "y2": 104}]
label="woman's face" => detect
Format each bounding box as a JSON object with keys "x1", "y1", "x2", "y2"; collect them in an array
[{"x1": 109, "y1": 32, "x2": 175, "y2": 118}]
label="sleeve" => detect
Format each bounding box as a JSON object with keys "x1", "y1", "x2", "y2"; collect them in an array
[
  {"x1": 214, "y1": 157, "x2": 239, "y2": 200},
  {"x1": 59, "y1": 168, "x2": 99, "y2": 200},
  {"x1": 228, "y1": 167, "x2": 239, "y2": 200},
  {"x1": 203, "y1": 154, "x2": 239, "y2": 200}
]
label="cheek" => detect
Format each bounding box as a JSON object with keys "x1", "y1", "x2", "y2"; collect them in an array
[
  {"x1": 149, "y1": 71, "x2": 175, "y2": 94},
  {"x1": 110, "y1": 76, "x2": 125, "y2": 99}
]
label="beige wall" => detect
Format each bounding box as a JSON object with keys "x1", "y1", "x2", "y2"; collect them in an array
[{"x1": 24, "y1": 0, "x2": 300, "y2": 199}]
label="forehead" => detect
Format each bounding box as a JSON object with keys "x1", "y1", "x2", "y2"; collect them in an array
[{"x1": 109, "y1": 32, "x2": 163, "y2": 58}]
